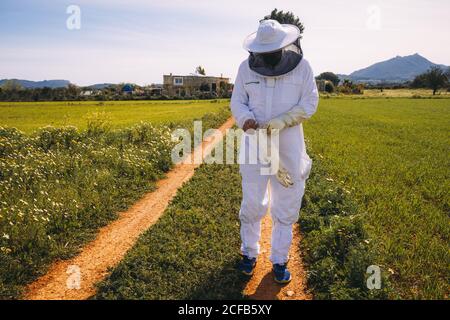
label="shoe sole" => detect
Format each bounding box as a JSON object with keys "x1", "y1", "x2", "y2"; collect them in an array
[
  {"x1": 274, "y1": 275, "x2": 292, "y2": 284},
  {"x1": 241, "y1": 269, "x2": 254, "y2": 276}
]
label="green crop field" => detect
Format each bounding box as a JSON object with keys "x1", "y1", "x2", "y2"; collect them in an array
[
  {"x1": 303, "y1": 98, "x2": 450, "y2": 299},
  {"x1": 95, "y1": 97, "x2": 449, "y2": 300},
  {"x1": 1, "y1": 97, "x2": 449, "y2": 299},
  {"x1": 0, "y1": 101, "x2": 230, "y2": 298},
  {"x1": 0, "y1": 100, "x2": 230, "y2": 133}
]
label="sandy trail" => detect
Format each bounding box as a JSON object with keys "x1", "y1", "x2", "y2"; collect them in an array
[
  {"x1": 243, "y1": 214, "x2": 312, "y2": 300},
  {"x1": 25, "y1": 118, "x2": 235, "y2": 300}
]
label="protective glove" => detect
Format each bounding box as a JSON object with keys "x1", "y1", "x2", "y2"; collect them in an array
[
  {"x1": 276, "y1": 165, "x2": 294, "y2": 188},
  {"x1": 242, "y1": 118, "x2": 258, "y2": 133},
  {"x1": 258, "y1": 129, "x2": 294, "y2": 188},
  {"x1": 264, "y1": 107, "x2": 308, "y2": 134}
]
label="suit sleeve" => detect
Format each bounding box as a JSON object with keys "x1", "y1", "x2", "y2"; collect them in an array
[
  {"x1": 295, "y1": 60, "x2": 319, "y2": 119},
  {"x1": 230, "y1": 65, "x2": 256, "y2": 129}
]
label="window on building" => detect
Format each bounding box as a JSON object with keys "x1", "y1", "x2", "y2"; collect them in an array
[{"x1": 173, "y1": 77, "x2": 183, "y2": 86}]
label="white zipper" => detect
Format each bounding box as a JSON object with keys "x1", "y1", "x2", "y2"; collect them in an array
[{"x1": 265, "y1": 77, "x2": 276, "y2": 122}]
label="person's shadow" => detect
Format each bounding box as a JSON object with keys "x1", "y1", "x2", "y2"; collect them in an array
[{"x1": 246, "y1": 271, "x2": 285, "y2": 300}]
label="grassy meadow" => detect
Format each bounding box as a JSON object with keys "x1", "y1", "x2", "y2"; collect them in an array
[
  {"x1": 0, "y1": 101, "x2": 230, "y2": 298},
  {"x1": 304, "y1": 98, "x2": 449, "y2": 299},
  {"x1": 361, "y1": 88, "x2": 450, "y2": 98},
  {"x1": 97, "y1": 97, "x2": 449, "y2": 300},
  {"x1": 0, "y1": 100, "x2": 230, "y2": 133},
  {"x1": 321, "y1": 88, "x2": 450, "y2": 99},
  {"x1": 0, "y1": 95, "x2": 449, "y2": 299}
]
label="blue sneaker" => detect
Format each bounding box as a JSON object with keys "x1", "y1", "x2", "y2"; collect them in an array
[
  {"x1": 238, "y1": 255, "x2": 256, "y2": 276},
  {"x1": 273, "y1": 263, "x2": 291, "y2": 284}
]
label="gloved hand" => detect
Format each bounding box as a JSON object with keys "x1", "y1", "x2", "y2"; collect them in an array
[
  {"x1": 243, "y1": 119, "x2": 258, "y2": 132},
  {"x1": 276, "y1": 165, "x2": 294, "y2": 188},
  {"x1": 264, "y1": 107, "x2": 308, "y2": 134},
  {"x1": 258, "y1": 129, "x2": 295, "y2": 188}
]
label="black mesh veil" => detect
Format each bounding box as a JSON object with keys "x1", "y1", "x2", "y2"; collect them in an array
[{"x1": 249, "y1": 38, "x2": 303, "y2": 77}]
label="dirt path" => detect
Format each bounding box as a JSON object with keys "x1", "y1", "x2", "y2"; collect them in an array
[
  {"x1": 243, "y1": 214, "x2": 312, "y2": 300},
  {"x1": 25, "y1": 118, "x2": 235, "y2": 300}
]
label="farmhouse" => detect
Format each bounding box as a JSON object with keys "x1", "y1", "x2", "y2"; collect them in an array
[{"x1": 163, "y1": 73, "x2": 230, "y2": 97}]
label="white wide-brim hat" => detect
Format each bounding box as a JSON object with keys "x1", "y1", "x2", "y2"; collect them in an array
[{"x1": 243, "y1": 19, "x2": 300, "y2": 53}]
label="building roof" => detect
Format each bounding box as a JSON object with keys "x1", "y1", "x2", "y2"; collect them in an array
[
  {"x1": 164, "y1": 73, "x2": 229, "y2": 80},
  {"x1": 122, "y1": 84, "x2": 133, "y2": 92}
]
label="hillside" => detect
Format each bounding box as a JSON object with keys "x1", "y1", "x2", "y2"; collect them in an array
[
  {"x1": 343, "y1": 54, "x2": 448, "y2": 83},
  {"x1": 0, "y1": 79, "x2": 71, "y2": 89}
]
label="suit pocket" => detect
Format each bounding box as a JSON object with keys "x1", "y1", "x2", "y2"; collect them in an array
[
  {"x1": 244, "y1": 79, "x2": 264, "y2": 107},
  {"x1": 281, "y1": 76, "x2": 301, "y2": 104}
]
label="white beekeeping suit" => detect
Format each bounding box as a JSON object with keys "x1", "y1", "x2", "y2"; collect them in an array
[{"x1": 230, "y1": 19, "x2": 319, "y2": 265}]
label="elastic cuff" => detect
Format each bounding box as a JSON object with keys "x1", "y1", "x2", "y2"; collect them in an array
[
  {"x1": 270, "y1": 256, "x2": 289, "y2": 265},
  {"x1": 238, "y1": 114, "x2": 256, "y2": 129}
]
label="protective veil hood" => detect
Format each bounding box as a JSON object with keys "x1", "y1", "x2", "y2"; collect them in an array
[
  {"x1": 249, "y1": 43, "x2": 303, "y2": 77},
  {"x1": 244, "y1": 19, "x2": 303, "y2": 77}
]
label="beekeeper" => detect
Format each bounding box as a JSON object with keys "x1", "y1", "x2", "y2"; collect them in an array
[{"x1": 230, "y1": 19, "x2": 319, "y2": 284}]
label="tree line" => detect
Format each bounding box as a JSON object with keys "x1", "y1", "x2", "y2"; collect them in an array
[{"x1": 316, "y1": 67, "x2": 449, "y2": 95}]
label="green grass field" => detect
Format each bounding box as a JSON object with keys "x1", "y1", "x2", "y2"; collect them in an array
[
  {"x1": 96, "y1": 97, "x2": 449, "y2": 300},
  {"x1": 304, "y1": 98, "x2": 450, "y2": 299},
  {"x1": 361, "y1": 88, "x2": 450, "y2": 98},
  {"x1": 0, "y1": 102, "x2": 230, "y2": 299},
  {"x1": 96, "y1": 162, "x2": 246, "y2": 300},
  {"x1": 1, "y1": 97, "x2": 448, "y2": 299},
  {"x1": 0, "y1": 100, "x2": 229, "y2": 133},
  {"x1": 321, "y1": 88, "x2": 450, "y2": 99}
]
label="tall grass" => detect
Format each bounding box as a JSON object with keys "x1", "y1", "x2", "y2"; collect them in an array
[
  {"x1": 0, "y1": 100, "x2": 230, "y2": 133},
  {"x1": 0, "y1": 107, "x2": 230, "y2": 299},
  {"x1": 304, "y1": 98, "x2": 449, "y2": 299}
]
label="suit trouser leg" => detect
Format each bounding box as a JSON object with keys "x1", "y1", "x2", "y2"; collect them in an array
[
  {"x1": 269, "y1": 177, "x2": 306, "y2": 265},
  {"x1": 239, "y1": 171, "x2": 270, "y2": 259}
]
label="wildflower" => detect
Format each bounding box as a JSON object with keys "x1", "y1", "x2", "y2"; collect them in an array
[
  {"x1": 0, "y1": 247, "x2": 12, "y2": 254},
  {"x1": 2, "y1": 233, "x2": 10, "y2": 240}
]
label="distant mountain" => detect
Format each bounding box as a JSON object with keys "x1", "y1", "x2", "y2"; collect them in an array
[
  {"x1": 86, "y1": 83, "x2": 115, "y2": 89},
  {"x1": 0, "y1": 79, "x2": 71, "y2": 89},
  {"x1": 341, "y1": 54, "x2": 448, "y2": 83}
]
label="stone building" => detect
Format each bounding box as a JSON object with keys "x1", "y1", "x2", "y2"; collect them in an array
[{"x1": 163, "y1": 73, "x2": 230, "y2": 97}]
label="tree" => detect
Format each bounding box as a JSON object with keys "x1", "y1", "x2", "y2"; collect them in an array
[
  {"x1": 263, "y1": 9, "x2": 305, "y2": 37},
  {"x1": 317, "y1": 72, "x2": 340, "y2": 86},
  {"x1": 196, "y1": 66, "x2": 206, "y2": 75},
  {"x1": 423, "y1": 67, "x2": 448, "y2": 95},
  {"x1": 67, "y1": 83, "x2": 80, "y2": 98},
  {"x1": 324, "y1": 82, "x2": 335, "y2": 93},
  {"x1": 1, "y1": 79, "x2": 23, "y2": 91},
  {"x1": 411, "y1": 73, "x2": 427, "y2": 88}
]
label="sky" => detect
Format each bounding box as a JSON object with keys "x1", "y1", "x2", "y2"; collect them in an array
[{"x1": 1, "y1": 0, "x2": 449, "y2": 86}]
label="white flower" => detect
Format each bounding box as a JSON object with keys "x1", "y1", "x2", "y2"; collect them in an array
[{"x1": 2, "y1": 233, "x2": 10, "y2": 240}]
